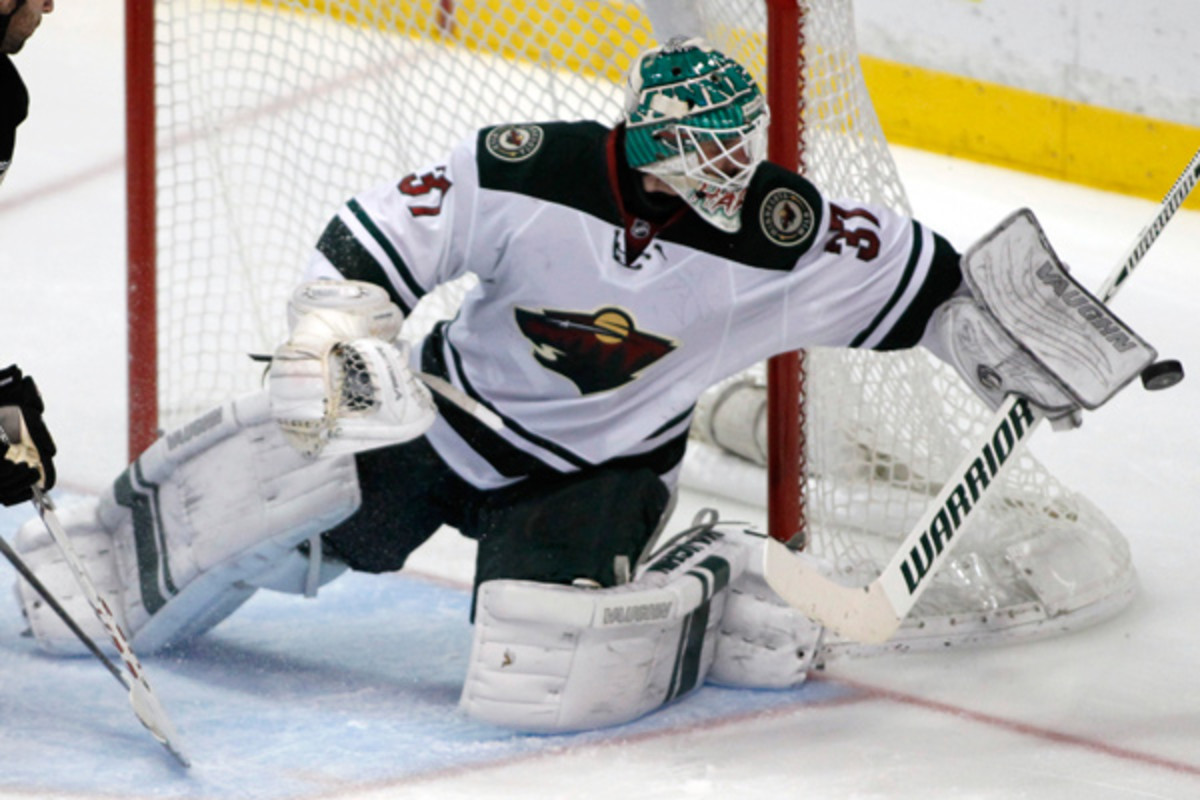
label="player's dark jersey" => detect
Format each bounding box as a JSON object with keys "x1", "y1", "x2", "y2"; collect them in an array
[
  {"x1": 309, "y1": 121, "x2": 961, "y2": 490},
  {"x1": 1, "y1": 55, "x2": 29, "y2": 187}
]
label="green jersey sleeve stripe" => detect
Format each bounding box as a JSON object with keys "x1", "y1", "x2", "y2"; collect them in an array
[
  {"x1": 874, "y1": 230, "x2": 963, "y2": 351},
  {"x1": 850, "y1": 220, "x2": 923, "y2": 348},
  {"x1": 315, "y1": 214, "x2": 411, "y2": 314},
  {"x1": 347, "y1": 198, "x2": 428, "y2": 305}
]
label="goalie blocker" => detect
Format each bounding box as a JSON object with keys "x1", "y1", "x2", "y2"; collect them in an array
[{"x1": 925, "y1": 209, "x2": 1158, "y2": 427}]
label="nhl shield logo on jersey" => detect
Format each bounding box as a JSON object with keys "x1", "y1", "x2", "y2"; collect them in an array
[
  {"x1": 515, "y1": 306, "x2": 677, "y2": 394},
  {"x1": 759, "y1": 188, "x2": 816, "y2": 247},
  {"x1": 485, "y1": 124, "x2": 545, "y2": 162}
]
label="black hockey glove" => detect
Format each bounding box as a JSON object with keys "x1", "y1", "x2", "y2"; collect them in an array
[{"x1": 0, "y1": 364, "x2": 57, "y2": 506}]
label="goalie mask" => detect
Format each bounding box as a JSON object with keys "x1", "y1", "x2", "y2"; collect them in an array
[{"x1": 623, "y1": 37, "x2": 769, "y2": 232}]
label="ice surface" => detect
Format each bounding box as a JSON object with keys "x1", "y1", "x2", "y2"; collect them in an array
[{"x1": 2, "y1": 1, "x2": 1199, "y2": 797}]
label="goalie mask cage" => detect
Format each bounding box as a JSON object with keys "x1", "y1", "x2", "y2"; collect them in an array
[{"x1": 126, "y1": 0, "x2": 1135, "y2": 658}]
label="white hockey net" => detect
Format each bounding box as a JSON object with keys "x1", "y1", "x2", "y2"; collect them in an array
[{"x1": 137, "y1": 0, "x2": 1134, "y2": 655}]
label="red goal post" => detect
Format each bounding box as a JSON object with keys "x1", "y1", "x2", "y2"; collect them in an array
[
  {"x1": 125, "y1": 0, "x2": 157, "y2": 465},
  {"x1": 124, "y1": 0, "x2": 1137, "y2": 659},
  {"x1": 764, "y1": 0, "x2": 805, "y2": 546}
]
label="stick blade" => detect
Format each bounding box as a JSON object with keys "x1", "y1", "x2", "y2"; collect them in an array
[
  {"x1": 762, "y1": 538, "x2": 902, "y2": 644},
  {"x1": 130, "y1": 678, "x2": 191, "y2": 768}
]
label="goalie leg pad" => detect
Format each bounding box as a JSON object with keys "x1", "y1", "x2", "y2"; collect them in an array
[
  {"x1": 709, "y1": 534, "x2": 824, "y2": 689},
  {"x1": 460, "y1": 522, "x2": 752, "y2": 733},
  {"x1": 14, "y1": 495, "x2": 265, "y2": 657},
  {"x1": 14, "y1": 501, "x2": 129, "y2": 656},
  {"x1": 14, "y1": 390, "x2": 361, "y2": 655}
]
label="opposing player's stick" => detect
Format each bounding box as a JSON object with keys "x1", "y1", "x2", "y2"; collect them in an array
[
  {"x1": 0, "y1": 534, "x2": 128, "y2": 683},
  {"x1": 763, "y1": 147, "x2": 1200, "y2": 644},
  {"x1": 0, "y1": 530, "x2": 195, "y2": 766},
  {"x1": 0, "y1": 417, "x2": 189, "y2": 765},
  {"x1": 27, "y1": 489, "x2": 192, "y2": 767}
]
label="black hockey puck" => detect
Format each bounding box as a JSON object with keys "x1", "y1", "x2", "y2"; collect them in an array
[{"x1": 1141, "y1": 359, "x2": 1185, "y2": 391}]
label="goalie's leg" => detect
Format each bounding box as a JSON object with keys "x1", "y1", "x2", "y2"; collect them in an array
[
  {"x1": 461, "y1": 513, "x2": 751, "y2": 733},
  {"x1": 15, "y1": 391, "x2": 361, "y2": 655},
  {"x1": 317, "y1": 436, "x2": 483, "y2": 573}
]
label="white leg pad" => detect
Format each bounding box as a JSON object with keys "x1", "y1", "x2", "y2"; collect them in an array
[
  {"x1": 460, "y1": 523, "x2": 752, "y2": 733},
  {"x1": 14, "y1": 390, "x2": 361, "y2": 655},
  {"x1": 13, "y1": 501, "x2": 129, "y2": 656},
  {"x1": 709, "y1": 535, "x2": 824, "y2": 689}
]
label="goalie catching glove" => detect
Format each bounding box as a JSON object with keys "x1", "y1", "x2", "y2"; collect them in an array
[
  {"x1": 926, "y1": 209, "x2": 1158, "y2": 428},
  {"x1": 268, "y1": 280, "x2": 436, "y2": 456}
]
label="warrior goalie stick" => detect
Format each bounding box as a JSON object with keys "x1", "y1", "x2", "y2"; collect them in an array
[{"x1": 763, "y1": 147, "x2": 1200, "y2": 644}]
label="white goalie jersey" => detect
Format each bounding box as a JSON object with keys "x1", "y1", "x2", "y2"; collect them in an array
[{"x1": 307, "y1": 121, "x2": 962, "y2": 490}]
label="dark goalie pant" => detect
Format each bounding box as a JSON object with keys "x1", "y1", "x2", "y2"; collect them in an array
[{"x1": 322, "y1": 437, "x2": 671, "y2": 602}]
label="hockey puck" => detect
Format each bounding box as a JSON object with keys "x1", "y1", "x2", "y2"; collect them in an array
[{"x1": 1141, "y1": 359, "x2": 1185, "y2": 391}]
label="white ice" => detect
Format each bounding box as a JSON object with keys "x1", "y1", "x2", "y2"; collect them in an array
[{"x1": 2, "y1": 2, "x2": 1199, "y2": 798}]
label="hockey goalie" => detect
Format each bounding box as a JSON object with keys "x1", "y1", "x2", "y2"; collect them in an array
[{"x1": 11, "y1": 38, "x2": 1162, "y2": 734}]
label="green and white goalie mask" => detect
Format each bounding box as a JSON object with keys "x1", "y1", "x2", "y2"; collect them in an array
[{"x1": 623, "y1": 37, "x2": 769, "y2": 232}]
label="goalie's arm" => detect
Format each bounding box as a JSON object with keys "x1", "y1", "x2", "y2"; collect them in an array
[
  {"x1": 305, "y1": 137, "x2": 482, "y2": 313},
  {"x1": 833, "y1": 205, "x2": 1155, "y2": 426},
  {"x1": 765, "y1": 198, "x2": 1185, "y2": 645},
  {"x1": 826, "y1": 203, "x2": 1157, "y2": 426}
]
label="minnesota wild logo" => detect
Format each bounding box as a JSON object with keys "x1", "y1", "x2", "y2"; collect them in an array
[
  {"x1": 514, "y1": 306, "x2": 676, "y2": 394},
  {"x1": 485, "y1": 124, "x2": 544, "y2": 162},
  {"x1": 760, "y1": 187, "x2": 816, "y2": 247}
]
